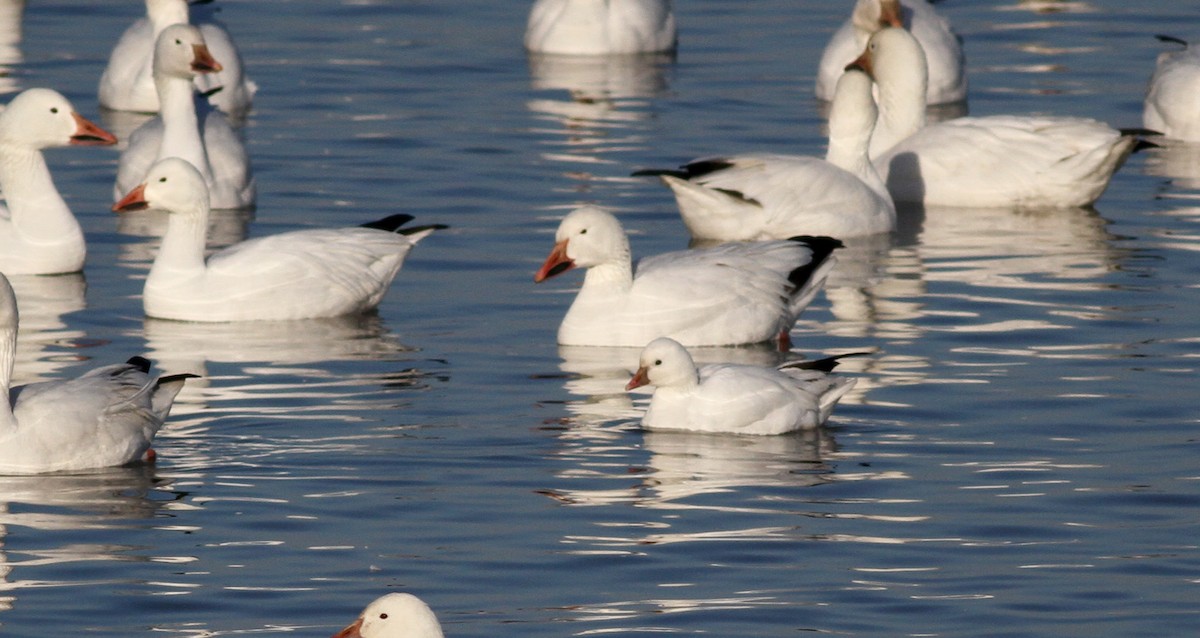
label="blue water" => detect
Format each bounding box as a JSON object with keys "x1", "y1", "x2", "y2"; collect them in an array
[{"x1": 2, "y1": 0, "x2": 1198, "y2": 636}]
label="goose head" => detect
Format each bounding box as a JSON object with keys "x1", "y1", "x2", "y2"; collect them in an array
[
  {"x1": 828, "y1": 66, "x2": 878, "y2": 142},
  {"x1": 850, "y1": 26, "x2": 928, "y2": 97},
  {"x1": 331, "y1": 593, "x2": 444, "y2": 638},
  {"x1": 626, "y1": 337, "x2": 700, "y2": 391},
  {"x1": 534, "y1": 205, "x2": 629, "y2": 282},
  {"x1": 112, "y1": 157, "x2": 210, "y2": 215},
  {"x1": 851, "y1": 0, "x2": 904, "y2": 34},
  {"x1": 153, "y1": 23, "x2": 222, "y2": 81},
  {"x1": 0, "y1": 88, "x2": 117, "y2": 149}
]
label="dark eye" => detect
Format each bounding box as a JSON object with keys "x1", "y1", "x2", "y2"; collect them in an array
[
  {"x1": 158, "y1": 177, "x2": 167, "y2": 183},
  {"x1": 654, "y1": 359, "x2": 662, "y2": 366},
  {"x1": 175, "y1": 39, "x2": 182, "y2": 45},
  {"x1": 379, "y1": 613, "x2": 388, "y2": 620},
  {"x1": 50, "y1": 107, "x2": 58, "y2": 114},
  {"x1": 580, "y1": 228, "x2": 588, "y2": 235}
]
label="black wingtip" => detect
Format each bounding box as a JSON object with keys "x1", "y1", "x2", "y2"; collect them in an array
[
  {"x1": 784, "y1": 235, "x2": 844, "y2": 290},
  {"x1": 360, "y1": 214, "x2": 416, "y2": 232},
  {"x1": 632, "y1": 168, "x2": 691, "y2": 179},
  {"x1": 1155, "y1": 34, "x2": 1188, "y2": 47},
  {"x1": 157, "y1": 373, "x2": 202, "y2": 386},
  {"x1": 399, "y1": 223, "x2": 449, "y2": 237},
  {"x1": 126, "y1": 356, "x2": 153, "y2": 374},
  {"x1": 780, "y1": 351, "x2": 871, "y2": 373}
]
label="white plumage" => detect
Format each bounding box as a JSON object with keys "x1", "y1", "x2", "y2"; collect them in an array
[
  {"x1": 115, "y1": 23, "x2": 255, "y2": 211},
  {"x1": 861, "y1": 27, "x2": 1141, "y2": 208},
  {"x1": 0, "y1": 88, "x2": 117, "y2": 275},
  {"x1": 626, "y1": 337, "x2": 857, "y2": 435},
  {"x1": 0, "y1": 273, "x2": 193, "y2": 474},
  {"x1": 112, "y1": 158, "x2": 443, "y2": 322},
  {"x1": 524, "y1": 0, "x2": 676, "y2": 55},
  {"x1": 816, "y1": 0, "x2": 966, "y2": 106},
  {"x1": 1143, "y1": 35, "x2": 1200, "y2": 142},
  {"x1": 638, "y1": 67, "x2": 895, "y2": 239},
  {"x1": 533, "y1": 206, "x2": 841, "y2": 347},
  {"x1": 98, "y1": 0, "x2": 256, "y2": 118},
  {"x1": 332, "y1": 593, "x2": 444, "y2": 638}
]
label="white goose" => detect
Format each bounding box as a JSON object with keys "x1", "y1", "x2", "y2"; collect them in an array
[
  {"x1": 626, "y1": 337, "x2": 858, "y2": 435},
  {"x1": 862, "y1": 26, "x2": 1144, "y2": 208},
  {"x1": 332, "y1": 593, "x2": 444, "y2": 638},
  {"x1": 98, "y1": 0, "x2": 256, "y2": 118},
  {"x1": 115, "y1": 23, "x2": 255, "y2": 211},
  {"x1": 635, "y1": 67, "x2": 895, "y2": 239},
  {"x1": 0, "y1": 88, "x2": 117, "y2": 275},
  {"x1": 533, "y1": 206, "x2": 842, "y2": 348},
  {"x1": 524, "y1": 0, "x2": 677, "y2": 55},
  {"x1": 113, "y1": 158, "x2": 443, "y2": 322},
  {"x1": 816, "y1": 0, "x2": 966, "y2": 106},
  {"x1": 0, "y1": 273, "x2": 193, "y2": 474},
  {"x1": 1143, "y1": 35, "x2": 1200, "y2": 142}
]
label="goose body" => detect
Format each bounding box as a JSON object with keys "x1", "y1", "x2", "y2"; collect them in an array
[
  {"x1": 533, "y1": 206, "x2": 841, "y2": 347},
  {"x1": 1143, "y1": 35, "x2": 1200, "y2": 142},
  {"x1": 525, "y1": 0, "x2": 676, "y2": 55},
  {"x1": 98, "y1": 0, "x2": 256, "y2": 118},
  {"x1": 113, "y1": 158, "x2": 442, "y2": 322},
  {"x1": 0, "y1": 273, "x2": 192, "y2": 474},
  {"x1": 115, "y1": 24, "x2": 255, "y2": 211},
  {"x1": 638, "y1": 68, "x2": 895, "y2": 239},
  {"x1": 862, "y1": 27, "x2": 1139, "y2": 208},
  {"x1": 816, "y1": 0, "x2": 965, "y2": 106},
  {"x1": 626, "y1": 337, "x2": 857, "y2": 435},
  {"x1": 332, "y1": 593, "x2": 443, "y2": 638},
  {"x1": 0, "y1": 88, "x2": 118, "y2": 275}
]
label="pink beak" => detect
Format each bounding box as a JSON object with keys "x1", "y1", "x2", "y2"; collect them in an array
[
  {"x1": 534, "y1": 239, "x2": 574, "y2": 282},
  {"x1": 112, "y1": 183, "x2": 149, "y2": 213},
  {"x1": 626, "y1": 366, "x2": 650, "y2": 391},
  {"x1": 69, "y1": 112, "x2": 118, "y2": 146},
  {"x1": 330, "y1": 617, "x2": 363, "y2": 638},
  {"x1": 191, "y1": 43, "x2": 223, "y2": 73}
]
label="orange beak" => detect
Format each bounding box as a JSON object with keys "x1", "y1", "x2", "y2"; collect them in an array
[
  {"x1": 534, "y1": 239, "x2": 574, "y2": 283},
  {"x1": 112, "y1": 183, "x2": 149, "y2": 213},
  {"x1": 69, "y1": 112, "x2": 118, "y2": 146},
  {"x1": 879, "y1": 0, "x2": 904, "y2": 28},
  {"x1": 847, "y1": 44, "x2": 874, "y2": 77},
  {"x1": 191, "y1": 43, "x2": 223, "y2": 73},
  {"x1": 625, "y1": 366, "x2": 650, "y2": 392},
  {"x1": 330, "y1": 617, "x2": 363, "y2": 638}
]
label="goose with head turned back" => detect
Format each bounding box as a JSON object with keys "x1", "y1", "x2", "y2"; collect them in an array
[
  {"x1": 816, "y1": 0, "x2": 965, "y2": 106},
  {"x1": 533, "y1": 206, "x2": 842, "y2": 348},
  {"x1": 860, "y1": 26, "x2": 1144, "y2": 208},
  {"x1": 99, "y1": 0, "x2": 256, "y2": 118},
  {"x1": 635, "y1": 66, "x2": 895, "y2": 239},
  {"x1": 113, "y1": 158, "x2": 444, "y2": 322},
  {"x1": 525, "y1": 0, "x2": 676, "y2": 55},
  {"x1": 0, "y1": 88, "x2": 118, "y2": 275},
  {"x1": 115, "y1": 23, "x2": 255, "y2": 211},
  {"x1": 626, "y1": 337, "x2": 858, "y2": 435},
  {"x1": 1143, "y1": 35, "x2": 1200, "y2": 142},
  {"x1": 331, "y1": 593, "x2": 444, "y2": 638},
  {"x1": 0, "y1": 272, "x2": 194, "y2": 474}
]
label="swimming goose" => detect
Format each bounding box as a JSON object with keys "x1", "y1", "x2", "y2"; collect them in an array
[
  {"x1": 113, "y1": 158, "x2": 443, "y2": 322},
  {"x1": 0, "y1": 273, "x2": 193, "y2": 474},
  {"x1": 1143, "y1": 35, "x2": 1200, "y2": 142},
  {"x1": 626, "y1": 337, "x2": 858, "y2": 435},
  {"x1": 816, "y1": 0, "x2": 965, "y2": 106},
  {"x1": 524, "y1": 0, "x2": 677, "y2": 55},
  {"x1": 533, "y1": 206, "x2": 842, "y2": 347},
  {"x1": 861, "y1": 26, "x2": 1143, "y2": 208},
  {"x1": 0, "y1": 88, "x2": 117, "y2": 275},
  {"x1": 635, "y1": 67, "x2": 895, "y2": 239},
  {"x1": 98, "y1": 0, "x2": 256, "y2": 118},
  {"x1": 332, "y1": 593, "x2": 444, "y2": 638},
  {"x1": 115, "y1": 23, "x2": 255, "y2": 211}
]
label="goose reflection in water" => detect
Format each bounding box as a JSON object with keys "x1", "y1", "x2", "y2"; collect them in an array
[
  {"x1": 0, "y1": 464, "x2": 182, "y2": 613},
  {"x1": 6, "y1": 274, "x2": 88, "y2": 386}
]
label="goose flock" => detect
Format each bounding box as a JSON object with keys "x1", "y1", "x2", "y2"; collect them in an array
[{"x1": 1, "y1": 0, "x2": 1196, "y2": 634}]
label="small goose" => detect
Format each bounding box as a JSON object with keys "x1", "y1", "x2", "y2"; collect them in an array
[
  {"x1": 332, "y1": 593, "x2": 444, "y2": 638},
  {"x1": 0, "y1": 88, "x2": 117, "y2": 275},
  {"x1": 816, "y1": 0, "x2": 966, "y2": 106},
  {"x1": 524, "y1": 0, "x2": 677, "y2": 55},
  {"x1": 113, "y1": 158, "x2": 443, "y2": 322},
  {"x1": 1143, "y1": 35, "x2": 1200, "y2": 142},
  {"x1": 98, "y1": 0, "x2": 256, "y2": 118},
  {"x1": 860, "y1": 26, "x2": 1146, "y2": 208},
  {"x1": 0, "y1": 272, "x2": 193, "y2": 474},
  {"x1": 626, "y1": 337, "x2": 858, "y2": 435},
  {"x1": 635, "y1": 67, "x2": 895, "y2": 239},
  {"x1": 533, "y1": 206, "x2": 842, "y2": 347},
  {"x1": 115, "y1": 23, "x2": 255, "y2": 211}
]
